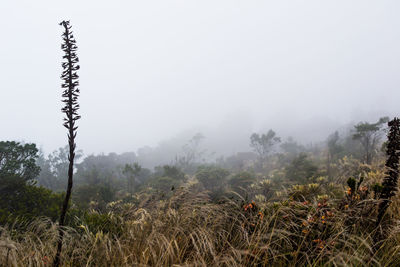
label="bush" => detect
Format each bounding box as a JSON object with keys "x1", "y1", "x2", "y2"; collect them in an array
[
  {"x1": 285, "y1": 153, "x2": 318, "y2": 183},
  {"x1": 73, "y1": 184, "x2": 116, "y2": 211},
  {"x1": 150, "y1": 176, "x2": 176, "y2": 192},
  {"x1": 0, "y1": 181, "x2": 63, "y2": 225},
  {"x1": 229, "y1": 171, "x2": 256, "y2": 195},
  {"x1": 196, "y1": 166, "x2": 229, "y2": 196}
]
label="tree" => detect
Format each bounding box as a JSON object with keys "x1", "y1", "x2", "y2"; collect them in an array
[
  {"x1": 54, "y1": 20, "x2": 81, "y2": 267},
  {"x1": 353, "y1": 117, "x2": 389, "y2": 164},
  {"x1": 177, "y1": 133, "x2": 206, "y2": 171},
  {"x1": 0, "y1": 142, "x2": 64, "y2": 225},
  {"x1": 0, "y1": 141, "x2": 40, "y2": 182},
  {"x1": 76, "y1": 153, "x2": 123, "y2": 186},
  {"x1": 250, "y1": 130, "x2": 281, "y2": 161},
  {"x1": 36, "y1": 146, "x2": 83, "y2": 191}
]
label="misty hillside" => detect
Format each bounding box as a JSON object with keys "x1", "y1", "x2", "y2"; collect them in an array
[{"x1": 1, "y1": 1, "x2": 400, "y2": 266}]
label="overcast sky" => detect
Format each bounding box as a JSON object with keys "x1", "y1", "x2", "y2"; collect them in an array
[{"x1": 0, "y1": 1, "x2": 399, "y2": 155}]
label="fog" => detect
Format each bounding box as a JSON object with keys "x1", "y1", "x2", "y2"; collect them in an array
[{"x1": 0, "y1": 1, "x2": 399, "y2": 158}]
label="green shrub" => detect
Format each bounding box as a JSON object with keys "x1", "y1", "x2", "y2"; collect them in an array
[
  {"x1": 0, "y1": 182, "x2": 63, "y2": 225},
  {"x1": 73, "y1": 184, "x2": 116, "y2": 211}
]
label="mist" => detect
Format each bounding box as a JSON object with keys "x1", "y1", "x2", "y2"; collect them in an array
[{"x1": 1, "y1": 0, "x2": 399, "y2": 157}]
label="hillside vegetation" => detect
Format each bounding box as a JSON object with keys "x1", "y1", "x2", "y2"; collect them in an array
[{"x1": 1, "y1": 117, "x2": 400, "y2": 266}]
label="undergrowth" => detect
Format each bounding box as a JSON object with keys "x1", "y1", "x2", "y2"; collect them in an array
[{"x1": 1, "y1": 175, "x2": 400, "y2": 266}]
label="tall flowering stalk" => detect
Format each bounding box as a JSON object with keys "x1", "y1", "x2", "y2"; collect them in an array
[
  {"x1": 53, "y1": 20, "x2": 81, "y2": 267},
  {"x1": 375, "y1": 118, "x2": 400, "y2": 243}
]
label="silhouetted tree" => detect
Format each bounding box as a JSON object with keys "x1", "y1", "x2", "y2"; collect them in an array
[{"x1": 54, "y1": 20, "x2": 81, "y2": 267}]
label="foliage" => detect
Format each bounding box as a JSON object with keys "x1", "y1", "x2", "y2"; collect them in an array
[
  {"x1": 0, "y1": 141, "x2": 40, "y2": 182},
  {"x1": 123, "y1": 162, "x2": 142, "y2": 196},
  {"x1": 75, "y1": 152, "x2": 137, "y2": 187},
  {"x1": 327, "y1": 131, "x2": 343, "y2": 159},
  {"x1": 2, "y1": 182, "x2": 400, "y2": 266},
  {"x1": 326, "y1": 131, "x2": 344, "y2": 178},
  {"x1": 81, "y1": 211, "x2": 123, "y2": 236},
  {"x1": 1, "y1": 137, "x2": 400, "y2": 266},
  {"x1": 229, "y1": 171, "x2": 256, "y2": 195},
  {"x1": 0, "y1": 182, "x2": 63, "y2": 225},
  {"x1": 0, "y1": 141, "x2": 58, "y2": 225},
  {"x1": 353, "y1": 117, "x2": 389, "y2": 164},
  {"x1": 285, "y1": 153, "x2": 318, "y2": 183},
  {"x1": 196, "y1": 166, "x2": 230, "y2": 200},
  {"x1": 377, "y1": 117, "x2": 400, "y2": 227},
  {"x1": 73, "y1": 184, "x2": 116, "y2": 211},
  {"x1": 196, "y1": 166, "x2": 229, "y2": 190},
  {"x1": 0, "y1": 71, "x2": 398, "y2": 267},
  {"x1": 36, "y1": 146, "x2": 83, "y2": 191},
  {"x1": 150, "y1": 176, "x2": 177, "y2": 193},
  {"x1": 161, "y1": 165, "x2": 185, "y2": 181}
]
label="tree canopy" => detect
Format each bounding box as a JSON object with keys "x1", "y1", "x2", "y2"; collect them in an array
[{"x1": 0, "y1": 141, "x2": 40, "y2": 182}]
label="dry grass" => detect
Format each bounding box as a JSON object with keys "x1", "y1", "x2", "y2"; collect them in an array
[{"x1": 1, "y1": 184, "x2": 400, "y2": 266}]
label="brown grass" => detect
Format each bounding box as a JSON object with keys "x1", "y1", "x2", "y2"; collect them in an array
[{"x1": 1, "y1": 182, "x2": 400, "y2": 267}]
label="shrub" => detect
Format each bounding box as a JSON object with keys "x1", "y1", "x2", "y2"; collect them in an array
[
  {"x1": 73, "y1": 184, "x2": 116, "y2": 211},
  {"x1": 286, "y1": 152, "x2": 318, "y2": 183},
  {"x1": 196, "y1": 166, "x2": 229, "y2": 199},
  {"x1": 229, "y1": 171, "x2": 256, "y2": 195},
  {"x1": 0, "y1": 182, "x2": 63, "y2": 225}
]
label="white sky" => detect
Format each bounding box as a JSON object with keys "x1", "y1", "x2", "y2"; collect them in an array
[{"x1": 0, "y1": 1, "x2": 399, "y2": 155}]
